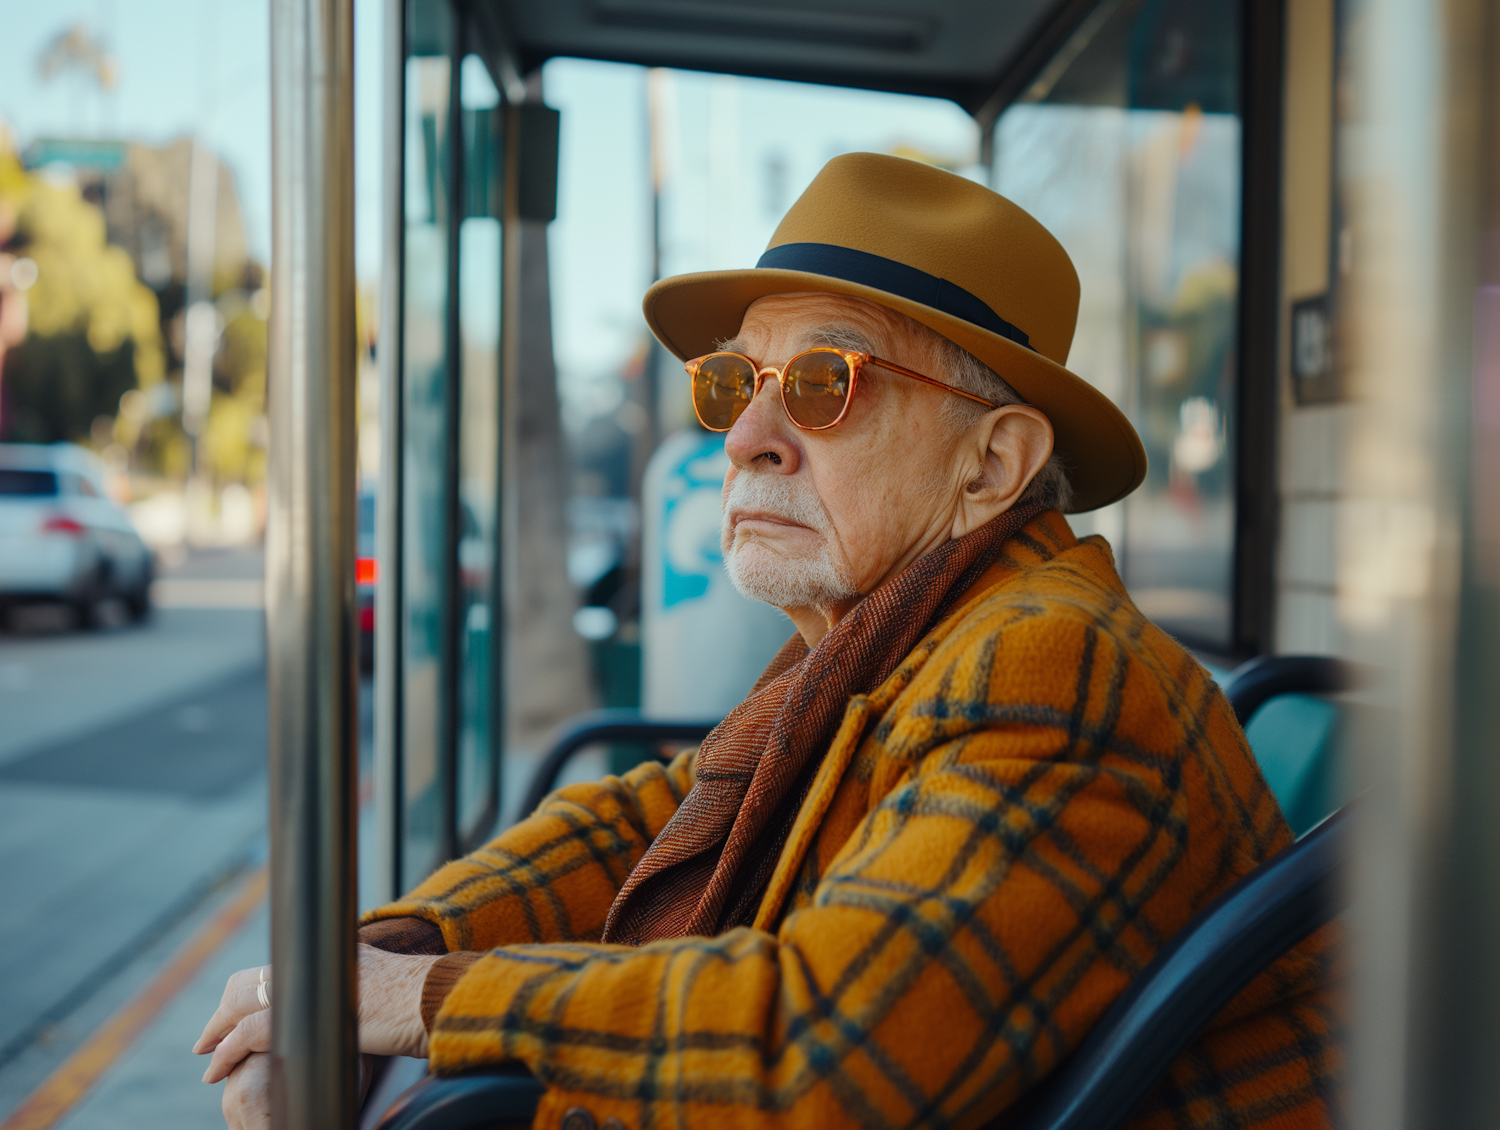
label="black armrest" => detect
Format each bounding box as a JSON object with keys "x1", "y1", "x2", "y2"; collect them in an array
[
  {"x1": 370, "y1": 1064, "x2": 543, "y2": 1130},
  {"x1": 1007, "y1": 803, "x2": 1351, "y2": 1130},
  {"x1": 1222, "y1": 654, "x2": 1361, "y2": 725},
  {"x1": 519, "y1": 709, "x2": 720, "y2": 818}
]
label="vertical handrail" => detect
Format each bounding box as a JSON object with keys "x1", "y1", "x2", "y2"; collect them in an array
[
  {"x1": 374, "y1": 0, "x2": 407, "y2": 904},
  {"x1": 439, "y1": 14, "x2": 465, "y2": 867},
  {"x1": 267, "y1": 0, "x2": 359, "y2": 1127},
  {"x1": 498, "y1": 97, "x2": 524, "y2": 829}
]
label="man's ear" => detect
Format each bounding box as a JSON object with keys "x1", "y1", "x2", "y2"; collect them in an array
[{"x1": 951, "y1": 405, "x2": 1055, "y2": 539}]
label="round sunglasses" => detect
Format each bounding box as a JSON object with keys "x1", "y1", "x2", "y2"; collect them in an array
[{"x1": 686, "y1": 347, "x2": 999, "y2": 432}]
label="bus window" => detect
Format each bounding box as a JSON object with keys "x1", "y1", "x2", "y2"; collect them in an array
[
  {"x1": 544, "y1": 59, "x2": 990, "y2": 731},
  {"x1": 399, "y1": 39, "x2": 453, "y2": 888},
  {"x1": 456, "y1": 54, "x2": 502, "y2": 848},
  {"x1": 992, "y1": 0, "x2": 1244, "y2": 653}
]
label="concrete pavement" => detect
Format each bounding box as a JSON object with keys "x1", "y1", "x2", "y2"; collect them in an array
[
  {"x1": 0, "y1": 547, "x2": 271, "y2": 1126},
  {"x1": 0, "y1": 545, "x2": 266, "y2": 766},
  {"x1": 50, "y1": 897, "x2": 271, "y2": 1130},
  {"x1": 0, "y1": 541, "x2": 403, "y2": 1129}
]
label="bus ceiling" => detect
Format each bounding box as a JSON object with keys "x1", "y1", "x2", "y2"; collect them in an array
[{"x1": 405, "y1": 0, "x2": 1192, "y2": 129}]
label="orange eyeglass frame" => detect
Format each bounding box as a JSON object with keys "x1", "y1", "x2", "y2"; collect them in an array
[{"x1": 684, "y1": 347, "x2": 999, "y2": 433}]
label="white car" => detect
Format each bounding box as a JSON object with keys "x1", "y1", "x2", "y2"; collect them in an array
[{"x1": 0, "y1": 443, "x2": 153, "y2": 626}]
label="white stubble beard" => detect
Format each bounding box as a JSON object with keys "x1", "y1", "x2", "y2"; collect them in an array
[{"x1": 721, "y1": 472, "x2": 858, "y2": 613}]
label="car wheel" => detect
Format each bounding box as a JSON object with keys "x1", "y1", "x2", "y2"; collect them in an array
[
  {"x1": 126, "y1": 582, "x2": 152, "y2": 623},
  {"x1": 73, "y1": 563, "x2": 110, "y2": 631},
  {"x1": 72, "y1": 595, "x2": 101, "y2": 630}
]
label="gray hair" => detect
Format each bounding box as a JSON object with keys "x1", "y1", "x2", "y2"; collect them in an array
[{"x1": 800, "y1": 323, "x2": 1075, "y2": 513}]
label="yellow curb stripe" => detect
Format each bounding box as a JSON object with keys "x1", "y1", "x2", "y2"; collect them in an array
[{"x1": 1, "y1": 866, "x2": 269, "y2": 1130}]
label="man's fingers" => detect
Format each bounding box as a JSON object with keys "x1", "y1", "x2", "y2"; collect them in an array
[
  {"x1": 202, "y1": 1008, "x2": 271, "y2": 1084},
  {"x1": 222, "y1": 965, "x2": 271, "y2": 996},
  {"x1": 193, "y1": 983, "x2": 269, "y2": 1055},
  {"x1": 196, "y1": 966, "x2": 271, "y2": 1053}
]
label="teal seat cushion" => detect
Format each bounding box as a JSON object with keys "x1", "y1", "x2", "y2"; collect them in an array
[{"x1": 1243, "y1": 694, "x2": 1342, "y2": 837}]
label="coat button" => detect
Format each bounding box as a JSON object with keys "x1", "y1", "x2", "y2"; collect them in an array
[
  {"x1": 560, "y1": 1109, "x2": 597, "y2": 1130},
  {"x1": 601, "y1": 1120, "x2": 627, "y2": 1130}
]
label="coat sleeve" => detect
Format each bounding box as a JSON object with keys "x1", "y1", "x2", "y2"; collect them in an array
[
  {"x1": 359, "y1": 748, "x2": 697, "y2": 953},
  {"x1": 423, "y1": 675, "x2": 1199, "y2": 1130}
]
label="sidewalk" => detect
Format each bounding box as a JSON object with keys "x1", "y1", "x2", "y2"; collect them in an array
[
  {"x1": 0, "y1": 686, "x2": 383, "y2": 1130},
  {"x1": 51, "y1": 893, "x2": 270, "y2": 1130},
  {"x1": 0, "y1": 850, "x2": 267, "y2": 1130},
  {"x1": 0, "y1": 674, "x2": 269, "y2": 1067}
]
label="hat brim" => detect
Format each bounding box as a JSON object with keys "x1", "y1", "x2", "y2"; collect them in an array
[{"x1": 643, "y1": 268, "x2": 1147, "y2": 514}]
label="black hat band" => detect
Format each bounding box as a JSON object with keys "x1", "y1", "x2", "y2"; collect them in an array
[{"x1": 755, "y1": 242, "x2": 1033, "y2": 352}]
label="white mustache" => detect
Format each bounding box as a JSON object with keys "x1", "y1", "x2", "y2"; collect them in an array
[{"x1": 722, "y1": 473, "x2": 832, "y2": 536}]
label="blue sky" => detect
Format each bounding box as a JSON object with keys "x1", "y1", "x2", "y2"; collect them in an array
[{"x1": 0, "y1": 0, "x2": 385, "y2": 277}]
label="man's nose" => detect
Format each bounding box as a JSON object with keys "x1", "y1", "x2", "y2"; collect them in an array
[{"x1": 724, "y1": 374, "x2": 800, "y2": 472}]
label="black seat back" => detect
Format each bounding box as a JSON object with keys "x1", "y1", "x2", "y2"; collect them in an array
[
  {"x1": 371, "y1": 1064, "x2": 541, "y2": 1130},
  {"x1": 1005, "y1": 803, "x2": 1349, "y2": 1130},
  {"x1": 1001, "y1": 654, "x2": 1358, "y2": 1130},
  {"x1": 1222, "y1": 654, "x2": 1356, "y2": 726}
]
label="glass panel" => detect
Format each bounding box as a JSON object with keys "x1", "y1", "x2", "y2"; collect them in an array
[
  {"x1": 456, "y1": 55, "x2": 502, "y2": 844},
  {"x1": 543, "y1": 59, "x2": 983, "y2": 746},
  {"x1": 993, "y1": 0, "x2": 1243, "y2": 650},
  {"x1": 400, "y1": 50, "x2": 450, "y2": 886}
]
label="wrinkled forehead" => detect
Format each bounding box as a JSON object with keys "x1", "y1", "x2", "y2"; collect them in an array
[{"x1": 727, "y1": 292, "x2": 929, "y2": 357}]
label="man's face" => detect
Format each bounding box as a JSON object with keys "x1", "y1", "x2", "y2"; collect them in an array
[{"x1": 719, "y1": 293, "x2": 980, "y2": 620}]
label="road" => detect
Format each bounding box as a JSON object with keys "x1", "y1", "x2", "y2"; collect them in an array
[{"x1": 0, "y1": 546, "x2": 271, "y2": 1121}]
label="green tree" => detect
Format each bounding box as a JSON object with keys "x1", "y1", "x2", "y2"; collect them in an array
[{"x1": 0, "y1": 140, "x2": 163, "y2": 443}]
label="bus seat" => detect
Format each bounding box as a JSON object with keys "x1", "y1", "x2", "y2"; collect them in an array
[
  {"x1": 367, "y1": 804, "x2": 1351, "y2": 1130},
  {"x1": 1003, "y1": 802, "x2": 1350, "y2": 1130},
  {"x1": 1245, "y1": 695, "x2": 1340, "y2": 836},
  {"x1": 369, "y1": 1063, "x2": 540, "y2": 1130},
  {"x1": 1223, "y1": 655, "x2": 1359, "y2": 837}
]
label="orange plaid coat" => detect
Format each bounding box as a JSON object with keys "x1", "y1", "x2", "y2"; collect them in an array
[{"x1": 365, "y1": 511, "x2": 1338, "y2": 1129}]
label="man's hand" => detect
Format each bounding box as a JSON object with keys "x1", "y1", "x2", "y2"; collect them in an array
[
  {"x1": 196, "y1": 946, "x2": 440, "y2": 1089},
  {"x1": 355, "y1": 944, "x2": 439, "y2": 1058},
  {"x1": 222, "y1": 1052, "x2": 272, "y2": 1130}
]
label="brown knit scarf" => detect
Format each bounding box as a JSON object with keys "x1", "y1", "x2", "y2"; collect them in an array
[{"x1": 602, "y1": 503, "x2": 1043, "y2": 945}]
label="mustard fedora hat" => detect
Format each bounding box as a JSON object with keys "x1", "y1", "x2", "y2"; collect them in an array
[{"x1": 642, "y1": 152, "x2": 1147, "y2": 513}]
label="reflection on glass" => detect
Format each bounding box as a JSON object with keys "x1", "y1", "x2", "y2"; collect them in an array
[
  {"x1": 401, "y1": 52, "x2": 450, "y2": 887},
  {"x1": 994, "y1": 0, "x2": 1242, "y2": 649},
  {"x1": 455, "y1": 50, "x2": 501, "y2": 841}
]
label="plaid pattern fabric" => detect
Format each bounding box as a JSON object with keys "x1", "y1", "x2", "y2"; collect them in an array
[
  {"x1": 606, "y1": 503, "x2": 1043, "y2": 945},
  {"x1": 364, "y1": 511, "x2": 1337, "y2": 1129}
]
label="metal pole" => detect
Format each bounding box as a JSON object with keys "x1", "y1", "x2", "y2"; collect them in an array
[
  {"x1": 373, "y1": 0, "x2": 406, "y2": 905},
  {"x1": 267, "y1": 0, "x2": 358, "y2": 1126},
  {"x1": 439, "y1": 20, "x2": 464, "y2": 866}
]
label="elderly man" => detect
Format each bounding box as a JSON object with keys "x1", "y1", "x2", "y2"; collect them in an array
[{"x1": 198, "y1": 154, "x2": 1336, "y2": 1129}]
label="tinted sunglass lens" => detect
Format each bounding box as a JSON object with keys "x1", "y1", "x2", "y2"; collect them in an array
[
  {"x1": 783, "y1": 352, "x2": 852, "y2": 428},
  {"x1": 692, "y1": 354, "x2": 756, "y2": 430}
]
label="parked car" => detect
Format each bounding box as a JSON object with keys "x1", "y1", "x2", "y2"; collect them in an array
[{"x1": 0, "y1": 443, "x2": 153, "y2": 627}]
